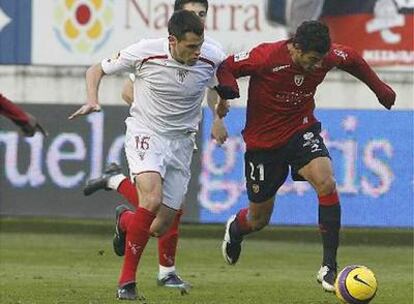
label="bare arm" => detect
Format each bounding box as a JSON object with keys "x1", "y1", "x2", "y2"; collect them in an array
[
  {"x1": 68, "y1": 63, "x2": 105, "y2": 120},
  {"x1": 121, "y1": 78, "x2": 134, "y2": 106},
  {"x1": 207, "y1": 88, "x2": 229, "y2": 145}
]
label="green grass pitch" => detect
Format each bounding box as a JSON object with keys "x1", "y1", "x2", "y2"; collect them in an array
[{"x1": 0, "y1": 225, "x2": 412, "y2": 303}]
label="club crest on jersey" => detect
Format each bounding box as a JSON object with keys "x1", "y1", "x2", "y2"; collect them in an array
[
  {"x1": 294, "y1": 75, "x2": 304, "y2": 86},
  {"x1": 333, "y1": 49, "x2": 348, "y2": 60},
  {"x1": 252, "y1": 184, "x2": 260, "y2": 193},
  {"x1": 176, "y1": 69, "x2": 189, "y2": 83}
]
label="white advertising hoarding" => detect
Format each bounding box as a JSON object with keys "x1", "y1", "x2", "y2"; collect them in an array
[{"x1": 32, "y1": 0, "x2": 287, "y2": 65}]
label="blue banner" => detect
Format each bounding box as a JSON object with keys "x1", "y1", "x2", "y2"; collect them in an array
[
  {"x1": 200, "y1": 108, "x2": 413, "y2": 228},
  {"x1": 0, "y1": 0, "x2": 32, "y2": 63}
]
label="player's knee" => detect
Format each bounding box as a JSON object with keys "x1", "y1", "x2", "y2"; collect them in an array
[
  {"x1": 150, "y1": 213, "x2": 176, "y2": 237},
  {"x1": 150, "y1": 221, "x2": 170, "y2": 237},
  {"x1": 151, "y1": 228, "x2": 165, "y2": 238},
  {"x1": 315, "y1": 175, "x2": 336, "y2": 196},
  {"x1": 140, "y1": 193, "x2": 162, "y2": 212}
]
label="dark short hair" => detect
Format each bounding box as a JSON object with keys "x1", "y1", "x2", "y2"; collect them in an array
[
  {"x1": 174, "y1": 0, "x2": 208, "y2": 12},
  {"x1": 293, "y1": 21, "x2": 331, "y2": 54},
  {"x1": 168, "y1": 10, "x2": 204, "y2": 41}
]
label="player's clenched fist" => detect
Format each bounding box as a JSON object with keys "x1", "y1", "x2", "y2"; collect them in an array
[{"x1": 376, "y1": 83, "x2": 396, "y2": 110}]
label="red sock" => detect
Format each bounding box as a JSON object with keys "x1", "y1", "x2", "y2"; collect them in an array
[
  {"x1": 118, "y1": 207, "x2": 156, "y2": 286},
  {"x1": 236, "y1": 208, "x2": 253, "y2": 234},
  {"x1": 118, "y1": 179, "x2": 139, "y2": 208},
  {"x1": 158, "y1": 210, "x2": 182, "y2": 267}
]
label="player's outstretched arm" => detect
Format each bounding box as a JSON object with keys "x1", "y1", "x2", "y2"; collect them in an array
[
  {"x1": 336, "y1": 46, "x2": 396, "y2": 110},
  {"x1": 215, "y1": 61, "x2": 240, "y2": 100},
  {"x1": 68, "y1": 63, "x2": 104, "y2": 120},
  {"x1": 0, "y1": 93, "x2": 48, "y2": 137}
]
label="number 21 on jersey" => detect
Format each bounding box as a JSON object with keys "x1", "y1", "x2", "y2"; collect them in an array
[{"x1": 249, "y1": 162, "x2": 264, "y2": 181}]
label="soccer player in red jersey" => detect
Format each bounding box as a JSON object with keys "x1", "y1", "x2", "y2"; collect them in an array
[
  {"x1": 0, "y1": 93, "x2": 47, "y2": 137},
  {"x1": 216, "y1": 21, "x2": 396, "y2": 292}
]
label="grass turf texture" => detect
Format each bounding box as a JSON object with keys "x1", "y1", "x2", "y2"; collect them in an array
[{"x1": 0, "y1": 220, "x2": 412, "y2": 304}]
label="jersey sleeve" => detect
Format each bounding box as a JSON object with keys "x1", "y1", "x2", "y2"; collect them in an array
[
  {"x1": 0, "y1": 94, "x2": 30, "y2": 125},
  {"x1": 222, "y1": 44, "x2": 272, "y2": 78},
  {"x1": 331, "y1": 45, "x2": 386, "y2": 95},
  {"x1": 101, "y1": 42, "x2": 144, "y2": 75},
  {"x1": 215, "y1": 44, "x2": 272, "y2": 99}
]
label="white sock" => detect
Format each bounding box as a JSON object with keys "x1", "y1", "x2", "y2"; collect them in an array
[
  {"x1": 107, "y1": 174, "x2": 126, "y2": 190},
  {"x1": 158, "y1": 265, "x2": 176, "y2": 279}
]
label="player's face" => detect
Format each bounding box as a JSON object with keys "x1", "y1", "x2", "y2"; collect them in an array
[
  {"x1": 182, "y1": 3, "x2": 207, "y2": 25},
  {"x1": 295, "y1": 50, "x2": 325, "y2": 72},
  {"x1": 170, "y1": 32, "x2": 204, "y2": 66}
]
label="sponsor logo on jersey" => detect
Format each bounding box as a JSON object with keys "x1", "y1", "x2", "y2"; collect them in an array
[
  {"x1": 53, "y1": 0, "x2": 114, "y2": 54},
  {"x1": 272, "y1": 64, "x2": 290, "y2": 72},
  {"x1": 294, "y1": 74, "x2": 304, "y2": 86}
]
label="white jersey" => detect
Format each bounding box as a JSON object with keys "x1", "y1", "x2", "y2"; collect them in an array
[{"x1": 102, "y1": 37, "x2": 225, "y2": 137}]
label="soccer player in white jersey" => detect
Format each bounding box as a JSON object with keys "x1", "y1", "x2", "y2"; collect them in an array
[
  {"x1": 82, "y1": 0, "x2": 228, "y2": 292},
  {"x1": 69, "y1": 10, "x2": 227, "y2": 300},
  {"x1": 121, "y1": 0, "x2": 228, "y2": 144}
]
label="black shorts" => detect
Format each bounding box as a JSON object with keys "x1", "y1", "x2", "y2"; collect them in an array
[{"x1": 245, "y1": 122, "x2": 330, "y2": 203}]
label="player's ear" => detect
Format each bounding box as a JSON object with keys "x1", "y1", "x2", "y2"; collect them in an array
[{"x1": 168, "y1": 35, "x2": 178, "y2": 46}]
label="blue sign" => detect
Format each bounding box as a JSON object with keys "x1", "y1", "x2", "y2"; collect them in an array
[
  {"x1": 0, "y1": 0, "x2": 32, "y2": 63},
  {"x1": 200, "y1": 108, "x2": 414, "y2": 228}
]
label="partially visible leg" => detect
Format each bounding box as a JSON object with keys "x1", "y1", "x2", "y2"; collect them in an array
[
  {"x1": 83, "y1": 163, "x2": 123, "y2": 196},
  {"x1": 222, "y1": 198, "x2": 275, "y2": 265},
  {"x1": 83, "y1": 162, "x2": 140, "y2": 208},
  {"x1": 152, "y1": 207, "x2": 189, "y2": 290},
  {"x1": 157, "y1": 209, "x2": 182, "y2": 273},
  {"x1": 231, "y1": 198, "x2": 275, "y2": 239},
  {"x1": 299, "y1": 156, "x2": 340, "y2": 292}
]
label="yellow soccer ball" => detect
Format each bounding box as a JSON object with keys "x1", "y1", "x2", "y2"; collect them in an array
[{"x1": 335, "y1": 265, "x2": 378, "y2": 304}]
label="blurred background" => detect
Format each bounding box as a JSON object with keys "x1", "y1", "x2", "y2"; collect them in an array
[{"x1": 0, "y1": 0, "x2": 413, "y2": 227}]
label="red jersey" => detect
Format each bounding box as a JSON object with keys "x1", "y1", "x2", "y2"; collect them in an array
[{"x1": 217, "y1": 40, "x2": 390, "y2": 150}]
